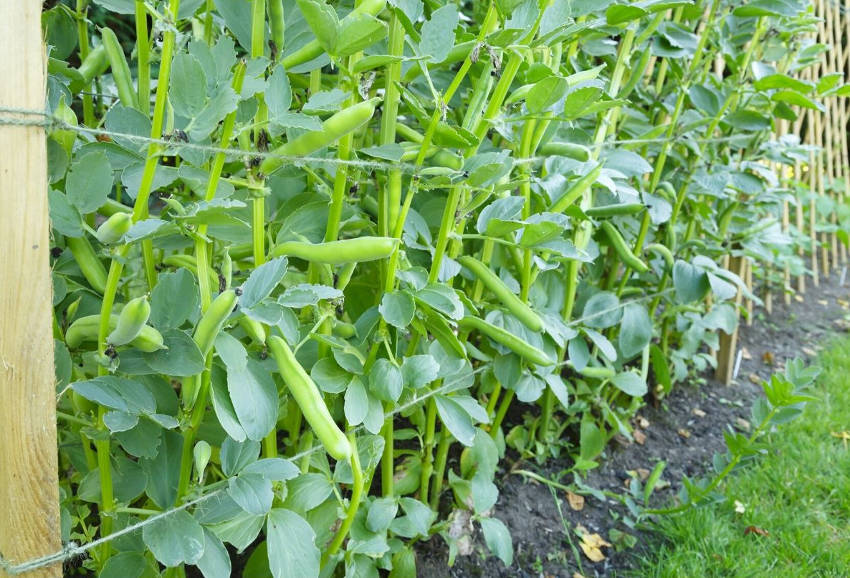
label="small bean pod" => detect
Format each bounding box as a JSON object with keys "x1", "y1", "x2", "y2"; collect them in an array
[
  {"x1": 457, "y1": 255, "x2": 543, "y2": 331},
  {"x1": 600, "y1": 221, "x2": 650, "y2": 273},
  {"x1": 261, "y1": 98, "x2": 381, "y2": 174},
  {"x1": 95, "y1": 212, "x2": 133, "y2": 245},
  {"x1": 550, "y1": 163, "x2": 602, "y2": 214},
  {"x1": 107, "y1": 296, "x2": 151, "y2": 346},
  {"x1": 65, "y1": 314, "x2": 165, "y2": 352},
  {"x1": 66, "y1": 236, "x2": 108, "y2": 294},
  {"x1": 269, "y1": 236, "x2": 397, "y2": 264},
  {"x1": 457, "y1": 316, "x2": 553, "y2": 366},
  {"x1": 585, "y1": 203, "x2": 645, "y2": 218},
  {"x1": 193, "y1": 289, "x2": 238, "y2": 357}
]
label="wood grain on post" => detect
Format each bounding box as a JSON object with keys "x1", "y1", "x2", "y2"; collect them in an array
[
  {"x1": 0, "y1": 2, "x2": 62, "y2": 577},
  {"x1": 715, "y1": 255, "x2": 748, "y2": 385}
]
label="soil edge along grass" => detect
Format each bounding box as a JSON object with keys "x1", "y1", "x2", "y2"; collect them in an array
[{"x1": 636, "y1": 337, "x2": 850, "y2": 577}]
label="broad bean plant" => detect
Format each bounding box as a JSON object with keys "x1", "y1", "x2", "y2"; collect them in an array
[{"x1": 42, "y1": 0, "x2": 842, "y2": 575}]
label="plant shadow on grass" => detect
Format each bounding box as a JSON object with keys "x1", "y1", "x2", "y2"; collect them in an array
[{"x1": 634, "y1": 338, "x2": 850, "y2": 578}]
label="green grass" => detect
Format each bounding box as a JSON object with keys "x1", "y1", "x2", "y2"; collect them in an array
[{"x1": 634, "y1": 338, "x2": 850, "y2": 577}]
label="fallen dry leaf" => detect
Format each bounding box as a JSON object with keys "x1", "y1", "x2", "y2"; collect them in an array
[
  {"x1": 578, "y1": 528, "x2": 612, "y2": 562},
  {"x1": 831, "y1": 431, "x2": 850, "y2": 448},
  {"x1": 735, "y1": 418, "x2": 751, "y2": 432},
  {"x1": 573, "y1": 574, "x2": 586, "y2": 578},
  {"x1": 566, "y1": 490, "x2": 585, "y2": 511},
  {"x1": 837, "y1": 298, "x2": 849, "y2": 309},
  {"x1": 692, "y1": 408, "x2": 706, "y2": 418},
  {"x1": 834, "y1": 319, "x2": 850, "y2": 331},
  {"x1": 794, "y1": 294, "x2": 804, "y2": 303},
  {"x1": 744, "y1": 526, "x2": 769, "y2": 537},
  {"x1": 802, "y1": 346, "x2": 817, "y2": 357},
  {"x1": 633, "y1": 429, "x2": 647, "y2": 445},
  {"x1": 741, "y1": 347, "x2": 752, "y2": 360},
  {"x1": 638, "y1": 416, "x2": 650, "y2": 429},
  {"x1": 678, "y1": 428, "x2": 691, "y2": 439},
  {"x1": 817, "y1": 299, "x2": 829, "y2": 306},
  {"x1": 748, "y1": 373, "x2": 762, "y2": 384},
  {"x1": 762, "y1": 351, "x2": 774, "y2": 365},
  {"x1": 636, "y1": 468, "x2": 651, "y2": 481},
  {"x1": 734, "y1": 500, "x2": 746, "y2": 514}
]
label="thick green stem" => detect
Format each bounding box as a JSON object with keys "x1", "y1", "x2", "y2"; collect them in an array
[
  {"x1": 135, "y1": 1, "x2": 150, "y2": 115},
  {"x1": 76, "y1": 0, "x2": 95, "y2": 127},
  {"x1": 490, "y1": 389, "x2": 514, "y2": 439},
  {"x1": 429, "y1": 429, "x2": 451, "y2": 509},
  {"x1": 419, "y1": 396, "x2": 438, "y2": 500},
  {"x1": 321, "y1": 434, "x2": 363, "y2": 567}
]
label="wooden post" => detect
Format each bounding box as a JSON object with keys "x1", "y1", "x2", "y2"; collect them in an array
[
  {"x1": 0, "y1": 2, "x2": 62, "y2": 577},
  {"x1": 715, "y1": 255, "x2": 748, "y2": 385}
]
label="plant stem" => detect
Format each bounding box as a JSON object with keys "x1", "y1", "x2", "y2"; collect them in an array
[
  {"x1": 419, "y1": 394, "x2": 438, "y2": 500},
  {"x1": 490, "y1": 389, "x2": 514, "y2": 439},
  {"x1": 321, "y1": 434, "x2": 363, "y2": 567},
  {"x1": 135, "y1": 0, "x2": 150, "y2": 115}
]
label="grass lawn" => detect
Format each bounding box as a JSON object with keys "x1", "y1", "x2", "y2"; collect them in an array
[{"x1": 635, "y1": 338, "x2": 850, "y2": 577}]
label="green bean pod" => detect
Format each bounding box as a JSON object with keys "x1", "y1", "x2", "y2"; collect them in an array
[
  {"x1": 538, "y1": 141, "x2": 591, "y2": 162},
  {"x1": 600, "y1": 221, "x2": 650, "y2": 273},
  {"x1": 65, "y1": 314, "x2": 165, "y2": 352},
  {"x1": 576, "y1": 365, "x2": 616, "y2": 379},
  {"x1": 107, "y1": 296, "x2": 151, "y2": 346},
  {"x1": 193, "y1": 289, "x2": 238, "y2": 357},
  {"x1": 644, "y1": 243, "x2": 674, "y2": 268},
  {"x1": 457, "y1": 255, "x2": 543, "y2": 331},
  {"x1": 269, "y1": 236, "x2": 397, "y2": 264},
  {"x1": 66, "y1": 236, "x2": 108, "y2": 294},
  {"x1": 261, "y1": 98, "x2": 381, "y2": 174},
  {"x1": 95, "y1": 212, "x2": 133, "y2": 245},
  {"x1": 457, "y1": 316, "x2": 554, "y2": 366},
  {"x1": 100, "y1": 27, "x2": 138, "y2": 109},
  {"x1": 585, "y1": 203, "x2": 645, "y2": 218},
  {"x1": 550, "y1": 163, "x2": 602, "y2": 214},
  {"x1": 238, "y1": 316, "x2": 267, "y2": 345},
  {"x1": 267, "y1": 336, "x2": 352, "y2": 461},
  {"x1": 162, "y1": 254, "x2": 219, "y2": 289},
  {"x1": 74, "y1": 45, "x2": 108, "y2": 88}
]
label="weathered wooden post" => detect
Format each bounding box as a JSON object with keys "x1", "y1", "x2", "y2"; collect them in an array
[{"x1": 0, "y1": 2, "x2": 62, "y2": 577}]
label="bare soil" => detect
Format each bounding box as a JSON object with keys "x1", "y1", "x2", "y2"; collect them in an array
[{"x1": 416, "y1": 271, "x2": 850, "y2": 578}]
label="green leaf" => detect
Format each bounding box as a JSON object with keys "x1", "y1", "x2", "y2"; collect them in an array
[
  {"x1": 281, "y1": 473, "x2": 333, "y2": 514},
  {"x1": 344, "y1": 377, "x2": 369, "y2": 426},
  {"x1": 296, "y1": 0, "x2": 340, "y2": 53},
  {"x1": 240, "y1": 257, "x2": 288, "y2": 309},
  {"x1": 336, "y1": 14, "x2": 388, "y2": 57},
  {"x1": 226, "y1": 359, "x2": 279, "y2": 441},
  {"x1": 150, "y1": 268, "x2": 200, "y2": 330},
  {"x1": 142, "y1": 430, "x2": 183, "y2": 508},
  {"x1": 611, "y1": 371, "x2": 647, "y2": 397},
  {"x1": 380, "y1": 290, "x2": 416, "y2": 328},
  {"x1": 187, "y1": 86, "x2": 239, "y2": 141},
  {"x1": 66, "y1": 151, "x2": 113, "y2": 214},
  {"x1": 582, "y1": 291, "x2": 621, "y2": 329},
  {"x1": 142, "y1": 510, "x2": 205, "y2": 567},
  {"x1": 266, "y1": 65, "x2": 293, "y2": 125},
  {"x1": 771, "y1": 90, "x2": 823, "y2": 111},
  {"x1": 618, "y1": 303, "x2": 651, "y2": 358},
  {"x1": 369, "y1": 358, "x2": 404, "y2": 402},
  {"x1": 197, "y1": 528, "x2": 232, "y2": 578},
  {"x1": 171, "y1": 52, "x2": 207, "y2": 118},
  {"x1": 753, "y1": 73, "x2": 813, "y2": 93},
  {"x1": 228, "y1": 473, "x2": 274, "y2": 515},
  {"x1": 401, "y1": 354, "x2": 439, "y2": 389},
  {"x1": 366, "y1": 497, "x2": 399, "y2": 533},
  {"x1": 579, "y1": 418, "x2": 604, "y2": 461},
  {"x1": 435, "y1": 395, "x2": 476, "y2": 446},
  {"x1": 143, "y1": 330, "x2": 205, "y2": 376},
  {"x1": 49, "y1": 189, "x2": 82, "y2": 238},
  {"x1": 220, "y1": 436, "x2": 260, "y2": 476},
  {"x1": 99, "y1": 552, "x2": 157, "y2": 578},
  {"x1": 480, "y1": 517, "x2": 513, "y2": 566},
  {"x1": 266, "y1": 509, "x2": 321, "y2": 578},
  {"x1": 389, "y1": 498, "x2": 435, "y2": 538},
  {"x1": 606, "y1": 3, "x2": 647, "y2": 24},
  {"x1": 72, "y1": 376, "x2": 156, "y2": 415},
  {"x1": 419, "y1": 4, "x2": 458, "y2": 62},
  {"x1": 278, "y1": 284, "x2": 343, "y2": 308},
  {"x1": 672, "y1": 260, "x2": 710, "y2": 303},
  {"x1": 415, "y1": 284, "x2": 463, "y2": 320}
]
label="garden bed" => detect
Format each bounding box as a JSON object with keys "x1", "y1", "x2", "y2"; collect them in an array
[{"x1": 417, "y1": 271, "x2": 850, "y2": 577}]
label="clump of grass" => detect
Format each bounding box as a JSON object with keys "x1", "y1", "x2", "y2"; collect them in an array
[{"x1": 635, "y1": 338, "x2": 850, "y2": 577}]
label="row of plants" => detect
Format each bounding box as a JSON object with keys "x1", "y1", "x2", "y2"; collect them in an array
[{"x1": 40, "y1": 0, "x2": 844, "y2": 575}]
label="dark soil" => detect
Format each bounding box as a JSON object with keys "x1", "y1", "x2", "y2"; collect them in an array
[{"x1": 416, "y1": 271, "x2": 850, "y2": 578}]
